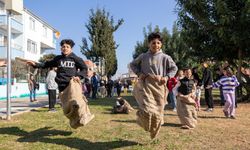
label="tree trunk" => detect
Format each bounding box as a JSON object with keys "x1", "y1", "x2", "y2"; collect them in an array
[{"x1": 236, "y1": 48, "x2": 243, "y2": 101}]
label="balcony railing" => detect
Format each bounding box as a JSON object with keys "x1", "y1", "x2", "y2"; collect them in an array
[
  {"x1": 0, "y1": 46, "x2": 24, "y2": 59},
  {"x1": 0, "y1": 15, "x2": 23, "y2": 34}
]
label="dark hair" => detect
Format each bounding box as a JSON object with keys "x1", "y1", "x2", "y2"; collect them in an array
[
  {"x1": 192, "y1": 67, "x2": 198, "y2": 72},
  {"x1": 148, "y1": 32, "x2": 163, "y2": 43},
  {"x1": 223, "y1": 66, "x2": 233, "y2": 77},
  {"x1": 183, "y1": 67, "x2": 191, "y2": 72},
  {"x1": 60, "y1": 39, "x2": 75, "y2": 48}
]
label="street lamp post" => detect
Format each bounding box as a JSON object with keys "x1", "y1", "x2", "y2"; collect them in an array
[
  {"x1": 5, "y1": 0, "x2": 23, "y2": 120},
  {"x1": 6, "y1": 10, "x2": 12, "y2": 120}
]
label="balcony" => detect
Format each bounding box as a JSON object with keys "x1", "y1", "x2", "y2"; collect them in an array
[
  {"x1": 0, "y1": 15, "x2": 23, "y2": 34},
  {"x1": 0, "y1": 45, "x2": 24, "y2": 59}
]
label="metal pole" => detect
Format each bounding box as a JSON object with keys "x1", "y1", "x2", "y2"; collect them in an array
[
  {"x1": 102, "y1": 57, "x2": 105, "y2": 75},
  {"x1": 6, "y1": 11, "x2": 12, "y2": 120}
]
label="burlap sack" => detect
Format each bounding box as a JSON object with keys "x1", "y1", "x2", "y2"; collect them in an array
[
  {"x1": 133, "y1": 76, "x2": 167, "y2": 139},
  {"x1": 123, "y1": 99, "x2": 134, "y2": 113},
  {"x1": 176, "y1": 95, "x2": 197, "y2": 128},
  {"x1": 113, "y1": 98, "x2": 134, "y2": 114},
  {"x1": 59, "y1": 79, "x2": 94, "y2": 129}
]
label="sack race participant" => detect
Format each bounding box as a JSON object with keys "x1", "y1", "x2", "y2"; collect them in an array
[
  {"x1": 26, "y1": 39, "x2": 94, "y2": 128},
  {"x1": 174, "y1": 68, "x2": 197, "y2": 129},
  {"x1": 112, "y1": 97, "x2": 134, "y2": 114},
  {"x1": 133, "y1": 74, "x2": 168, "y2": 139},
  {"x1": 60, "y1": 79, "x2": 94, "y2": 128},
  {"x1": 130, "y1": 32, "x2": 178, "y2": 139}
]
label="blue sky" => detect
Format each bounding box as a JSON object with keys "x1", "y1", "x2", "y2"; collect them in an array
[{"x1": 24, "y1": 0, "x2": 178, "y2": 76}]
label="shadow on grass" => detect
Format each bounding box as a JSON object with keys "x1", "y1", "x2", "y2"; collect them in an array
[
  {"x1": 198, "y1": 115, "x2": 226, "y2": 119},
  {"x1": 0, "y1": 126, "x2": 139, "y2": 150},
  {"x1": 111, "y1": 119, "x2": 136, "y2": 123},
  {"x1": 30, "y1": 109, "x2": 49, "y2": 112},
  {"x1": 36, "y1": 137, "x2": 139, "y2": 150},
  {"x1": 162, "y1": 122, "x2": 182, "y2": 127},
  {"x1": 0, "y1": 126, "x2": 72, "y2": 139},
  {"x1": 164, "y1": 113, "x2": 178, "y2": 116}
]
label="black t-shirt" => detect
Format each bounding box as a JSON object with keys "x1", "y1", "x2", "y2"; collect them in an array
[
  {"x1": 36, "y1": 52, "x2": 87, "y2": 86},
  {"x1": 178, "y1": 77, "x2": 195, "y2": 95}
]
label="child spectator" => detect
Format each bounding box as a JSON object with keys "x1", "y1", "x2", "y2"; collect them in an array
[
  {"x1": 213, "y1": 66, "x2": 239, "y2": 119},
  {"x1": 167, "y1": 75, "x2": 178, "y2": 111}
]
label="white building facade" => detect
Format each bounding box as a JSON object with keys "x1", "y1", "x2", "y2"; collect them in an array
[{"x1": 0, "y1": 0, "x2": 58, "y2": 100}]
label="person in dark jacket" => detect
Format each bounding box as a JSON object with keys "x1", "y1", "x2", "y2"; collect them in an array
[
  {"x1": 116, "y1": 80, "x2": 123, "y2": 97},
  {"x1": 26, "y1": 39, "x2": 87, "y2": 92},
  {"x1": 106, "y1": 77, "x2": 114, "y2": 97},
  {"x1": 91, "y1": 72, "x2": 98, "y2": 99},
  {"x1": 201, "y1": 62, "x2": 214, "y2": 111}
]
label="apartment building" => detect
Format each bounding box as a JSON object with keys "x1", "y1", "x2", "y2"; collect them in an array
[
  {"x1": 0, "y1": 1, "x2": 58, "y2": 62},
  {"x1": 0, "y1": 0, "x2": 59, "y2": 99},
  {"x1": 22, "y1": 8, "x2": 57, "y2": 61}
]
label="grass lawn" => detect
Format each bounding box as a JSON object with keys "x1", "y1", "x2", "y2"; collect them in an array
[{"x1": 0, "y1": 91, "x2": 250, "y2": 150}]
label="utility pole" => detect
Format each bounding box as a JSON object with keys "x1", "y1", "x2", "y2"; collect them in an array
[
  {"x1": 6, "y1": 10, "x2": 12, "y2": 120},
  {"x1": 5, "y1": 0, "x2": 23, "y2": 120}
]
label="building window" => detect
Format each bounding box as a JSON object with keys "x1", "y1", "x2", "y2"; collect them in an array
[
  {"x1": 27, "y1": 39, "x2": 37, "y2": 54},
  {"x1": 0, "y1": 1, "x2": 4, "y2": 14},
  {"x1": 0, "y1": 34, "x2": 4, "y2": 46},
  {"x1": 29, "y1": 17, "x2": 35, "y2": 31},
  {"x1": 42, "y1": 25, "x2": 47, "y2": 37}
]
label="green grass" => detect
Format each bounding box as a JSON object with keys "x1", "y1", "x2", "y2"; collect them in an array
[{"x1": 0, "y1": 92, "x2": 250, "y2": 150}]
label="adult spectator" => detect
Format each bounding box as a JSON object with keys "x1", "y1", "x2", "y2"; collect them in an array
[
  {"x1": 28, "y1": 74, "x2": 37, "y2": 102},
  {"x1": 106, "y1": 76, "x2": 114, "y2": 97},
  {"x1": 116, "y1": 79, "x2": 123, "y2": 97},
  {"x1": 201, "y1": 62, "x2": 214, "y2": 111},
  {"x1": 46, "y1": 67, "x2": 58, "y2": 112},
  {"x1": 91, "y1": 72, "x2": 98, "y2": 99}
]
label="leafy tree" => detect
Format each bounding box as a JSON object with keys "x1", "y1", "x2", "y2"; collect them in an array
[
  {"x1": 37, "y1": 53, "x2": 56, "y2": 82},
  {"x1": 81, "y1": 8, "x2": 124, "y2": 76},
  {"x1": 167, "y1": 23, "x2": 197, "y2": 69},
  {"x1": 176, "y1": 0, "x2": 250, "y2": 65},
  {"x1": 133, "y1": 25, "x2": 171, "y2": 59},
  {"x1": 39, "y1": 53, "x2": 56, "y2": 63},
  {"x1": 11, "y1": 60, "x2": 28, "y2": 82},
  {"x1": 133, "y1": 24, "x2": 197, "y2": 69},
  {"x1": 176, "y1": 0, "x2": 250, "y2": 99}
]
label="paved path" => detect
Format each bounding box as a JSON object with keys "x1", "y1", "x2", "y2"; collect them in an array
[{"x1": 0, "y1": 96, "x2": 49, "y2": 119}]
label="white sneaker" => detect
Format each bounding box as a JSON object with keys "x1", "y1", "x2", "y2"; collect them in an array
[
  {"x1": 204, "y1": 108, "x2": 213, "y2": 112},
  {"x1": 207, "y1": 108, "x2": 213, "y2": 112}
]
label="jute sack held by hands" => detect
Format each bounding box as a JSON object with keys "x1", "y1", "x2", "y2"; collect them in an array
[
  {"x1": 59, "y1": 79, "x2": 94, "y2": 129},
  {"x1": 133, "y1": 75, "x2": 167, "y2": 139},
  {"x1": 176, "y1": 95, "x2": 197, "y2": 129}
]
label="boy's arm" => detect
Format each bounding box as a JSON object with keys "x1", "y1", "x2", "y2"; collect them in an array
[
  {"x1": 75, "y1": 57, "x2": 88, "y2": 79},
  {"x1": 130, "y1": 54, "x2": 143, "y2": 76},
  {"x1": 166, "y1": 56, "x2": 178, "y2": 78},
  {"x1": 27, "y1": 57, "x2": 58, "y2": 69}
]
